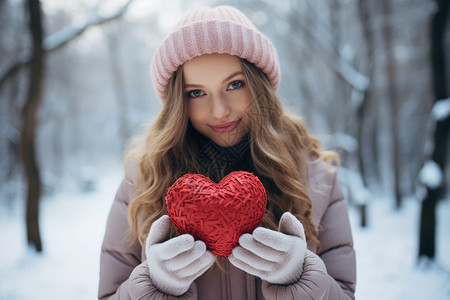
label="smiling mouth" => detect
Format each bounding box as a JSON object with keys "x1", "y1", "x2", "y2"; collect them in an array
[{"x1": 209, "y1": 120, "x2": 241, "y2": 133}]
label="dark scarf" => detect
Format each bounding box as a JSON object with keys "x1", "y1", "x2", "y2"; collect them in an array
[{"x1": 194, "y1": 134, "x2": 254, "y2": 183}]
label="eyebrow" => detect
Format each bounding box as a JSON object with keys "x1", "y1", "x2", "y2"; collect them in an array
[
  {"x1": 184, "y1": 71, "x2": 244, "y2": 89},
  {"x1": 222, "y1": 71, "x2": 244, "y2": 84}
]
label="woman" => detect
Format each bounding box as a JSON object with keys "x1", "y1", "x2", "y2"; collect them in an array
[{"x1": 99, "y1": 5, "x2": 356, "y2": 299}]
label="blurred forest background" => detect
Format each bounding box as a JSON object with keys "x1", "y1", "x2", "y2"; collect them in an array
[{"x1": 0, "y1": 0, "x2": 449, "y2": 281}]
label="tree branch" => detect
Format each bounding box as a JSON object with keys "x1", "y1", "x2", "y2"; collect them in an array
[
  {"x1": 0, "y1": 0, "x2": 134, "y2": 88},
  {"x1": 290, "y1": 16, "x2": 371, "y2": 92},
  {"x1": 259, "y1": 2, "x2": 371, "y2": 92}
]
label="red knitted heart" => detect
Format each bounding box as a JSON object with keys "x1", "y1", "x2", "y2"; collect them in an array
[{"x1": 165, "y1": 171, "x2": 267, "y2": 257}]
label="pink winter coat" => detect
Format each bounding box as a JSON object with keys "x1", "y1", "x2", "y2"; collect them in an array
[{"x1": 98, "y1": 160, "x2": 356, "y2": 299}]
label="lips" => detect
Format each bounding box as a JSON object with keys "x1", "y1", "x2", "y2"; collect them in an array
[{"x1": 209, "y1": 120, "x2": 241, "y2": 133}]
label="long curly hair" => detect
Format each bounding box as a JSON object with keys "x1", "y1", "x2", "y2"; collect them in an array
[{"x1": 126, "y1": 58, "x2": 338, "y2": 250}]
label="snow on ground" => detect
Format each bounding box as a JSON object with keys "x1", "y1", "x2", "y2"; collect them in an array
[
  {"x1": 351, "y1": 197, "x2": 450, "y2": 299},
  {"x1": 0, "y1": 166, "x2": 123, "y2": 300},
  {"x1": 1, "y1": 167, "x2": 450, "y2": 300}
]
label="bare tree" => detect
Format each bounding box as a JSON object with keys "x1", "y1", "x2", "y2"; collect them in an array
[
  {"x1": 418, "y1": 0, "x2": 449, "y2": 260},
  {"x1": 0, "y1": 0, "x2": 135, "y2": 89},
  {"x1": 4, "y1": 0, "x2": 135, "y2": 252},
  {"x1": 22, "y1": 0, "x2": 45, "y2": 252},
  {"x1": 105, "y1": 23, "x2": 130, "y2": 152},
  {"x1": 380, "y1": 0, "x2": 402, "y2": 209},
  {"x1": 356, "y1": 0, "x2": 376, "y2": 189}
]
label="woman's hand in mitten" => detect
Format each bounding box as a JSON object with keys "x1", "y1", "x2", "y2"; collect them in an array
[
  {"x1": 229, "y1": 212, "x2": 307, "y2": 285},
  {"x1": 145, "y1": 215, "x2": 215, "y2": 296}
]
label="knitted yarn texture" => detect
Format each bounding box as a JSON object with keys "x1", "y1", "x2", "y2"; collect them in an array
[{"x1": 150, "y1": 5, "x2": 280, "y2": 101}]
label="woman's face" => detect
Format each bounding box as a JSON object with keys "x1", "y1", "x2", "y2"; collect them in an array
[{"x1": 183, "y1": 53, "x2": 251, "y2": 147}]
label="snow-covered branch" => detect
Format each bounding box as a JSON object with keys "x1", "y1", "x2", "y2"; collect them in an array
[
  {"x1": 0, "y1": 0, "x2": 134, "y2": 88},
  {"x1": 338, "y1": 167, "x2": 371, "y2": 205},
  {"x1": 298, "y1": 25, "x2": 370, "y2": 92},
  {"x1": 332, "y1": 132, "x2": 359, "y2": 154},
  {"x1": 419, "y1": 160, "x2": 443, "y2": 190},
  {"x1": 431, "y1": 98, "x2": 450, "y2": 121},
  {"x1": 245, "y1": 1, "x2": 371, "y2": 92}
]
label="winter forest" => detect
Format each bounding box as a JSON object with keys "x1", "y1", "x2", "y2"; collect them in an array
[{"x1": 1, "y1": 0, "x2": 449, "y2": 299}]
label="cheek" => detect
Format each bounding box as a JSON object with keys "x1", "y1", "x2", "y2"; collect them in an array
[
  {"x1": 236, "y1": 94, "x2": 252, "y2": 115},
  {"x1": 238, "y1": 96, "x2": 253, "y2": 126},
  {"x1": 188, "y1": 100, "x2": 207, "y2": 123}
]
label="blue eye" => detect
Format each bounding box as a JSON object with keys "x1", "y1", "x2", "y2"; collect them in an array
[
  {"x1": 228, "y1": 80, "x2": 244, "y2": 90},
  {"x1": 187, "y1": 89, "x2": 205, "y2": 98}
]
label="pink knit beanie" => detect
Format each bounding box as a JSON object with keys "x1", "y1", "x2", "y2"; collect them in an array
[{"x1": 150, "y1": 5, "x2": 280, "y2": 101}]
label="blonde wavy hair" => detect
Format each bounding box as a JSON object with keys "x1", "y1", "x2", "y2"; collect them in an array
[{"x1": 126, "y1": 58, "x2": 338, "y2": 250}]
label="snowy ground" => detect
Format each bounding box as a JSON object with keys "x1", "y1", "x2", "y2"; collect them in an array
[{"x1": 1, "y1": 167, "x2": 450, "y2": 300}]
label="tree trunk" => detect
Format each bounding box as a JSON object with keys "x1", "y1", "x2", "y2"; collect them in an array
[
  {"x1": 418, "y1": 0, "x2": 449, "y2": 260},
  {"x1": 381, "y1": 0, "x2": 402, "y2": 209},
  {"x1": 106, "y1": 25, "x2": 129, "y2": 153},
  {"x1": 21, "y1": 0, "x2": 45, "y2": 252},
  {"x1": 357, "y1": 0, "x2": 375, "y2": 189}
]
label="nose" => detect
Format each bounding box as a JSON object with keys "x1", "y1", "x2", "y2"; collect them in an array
[{"x1": 211, "y1": 94, "x2": 230, "y2": 120}]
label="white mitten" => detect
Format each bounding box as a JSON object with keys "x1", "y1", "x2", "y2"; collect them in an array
[
  {"x1": 146, "y1": 215, "x2": 215, "y2": 296},
  {"x1": 229, "y1": 212, "x2": 307, "y2": 285}
]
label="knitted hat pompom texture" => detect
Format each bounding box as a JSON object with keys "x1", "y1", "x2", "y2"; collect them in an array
[{"x1": 150, "y1": 5, "x2": 280, "y2": 101}]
